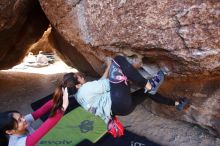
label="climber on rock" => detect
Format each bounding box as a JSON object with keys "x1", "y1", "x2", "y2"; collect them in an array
[{"x1": 60, "y1": 55, "x2": 189, "y2": 138}]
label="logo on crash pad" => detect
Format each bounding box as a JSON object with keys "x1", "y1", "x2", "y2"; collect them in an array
[{"x1": 79, "y1": 120, "x2": 94, "y2": 133}]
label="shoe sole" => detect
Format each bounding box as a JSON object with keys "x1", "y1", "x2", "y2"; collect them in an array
[
  {"x1": 148, "y1": 70, "x2": 165, "y2": 95},
  {"x1": 183, "y1": 101, "x2": 191, "y2": 112},
  {"x1": 177, "y1": 98, "x2": 190, "y2": 111}
]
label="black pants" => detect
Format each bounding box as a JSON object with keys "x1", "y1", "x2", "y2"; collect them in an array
[{"x1": 110, "y1": 56, "x2": 175, "y2": 116}]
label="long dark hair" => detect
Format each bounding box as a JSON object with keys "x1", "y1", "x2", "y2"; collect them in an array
[
  {"x1": 50, "y1": 73, "x2": 78, "y2": 117},
  {"x1": 0, "y1": 111, "x2": 19, "y2": 146}
]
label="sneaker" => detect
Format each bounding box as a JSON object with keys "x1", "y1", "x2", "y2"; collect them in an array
[
  {"x1": 176, "y1": 97, "x2": 189, "y2": 111},
  {"x1": 147, "y1": 70, "x2": 165, "y2": 95}
]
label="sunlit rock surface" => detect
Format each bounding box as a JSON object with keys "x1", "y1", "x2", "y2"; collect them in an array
[{"x1": 28, "y1": 27, "x2": 55, "y2": 55}]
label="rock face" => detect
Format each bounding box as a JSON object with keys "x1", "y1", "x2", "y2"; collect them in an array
[
  {"x1": 39, "y1": 0, "x2": 220, "y2": 76},
  {"x1": 28, "y1": 27, "x2": 55, "y2": 55},
  {"x1": 0, "y1": 0, "x2": 49, "y2": 69},
  {"x1": 0, "y1": 0, "x2": 220, "y2": 138},
  {"x1": 148, "y1": 76, "x2": 220, "y2": 136}
]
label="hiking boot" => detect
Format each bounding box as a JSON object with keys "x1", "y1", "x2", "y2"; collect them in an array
[
  {"x1": 146, "y1": 70, "x2": 165, "y2": 95},
  {"x1": 176, "y1": 97, "x2": 189, "y2": 111}
]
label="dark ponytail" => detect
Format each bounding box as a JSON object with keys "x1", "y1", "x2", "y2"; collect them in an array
[
  {"x1": 50, "y1": 85, "x2": 63, "y2": 117},
  {"x1": 63, "y1": 73, "x2": 78, "y2": 96},
  {"x1": 50, "y1": 73, "x2": 78, "y2": 117},
  {"x1": 0, "y1": 111, "x2": 19, "y2": 146}
]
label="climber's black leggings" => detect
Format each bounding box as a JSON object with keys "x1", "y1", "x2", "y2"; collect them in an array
[{"x1": 110, "y1": 55, "x2": 175, "y2": 116}]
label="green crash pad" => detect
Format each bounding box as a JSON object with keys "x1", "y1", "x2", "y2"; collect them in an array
[{"x1": 39, "y1": 107, "x2": 107, "y2": 146}]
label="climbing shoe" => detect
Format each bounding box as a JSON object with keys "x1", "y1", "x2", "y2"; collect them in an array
[
  {"x1": 176, "y1": 97, "x2": 189, "y2": 111},
  {"x1": 146, "y1": 70, "x2": 165, "y2": 95}
]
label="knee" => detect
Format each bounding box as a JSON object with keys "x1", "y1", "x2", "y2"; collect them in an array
[{"x1": 114, "y1": 55, "x2": 126, "y2": 62}]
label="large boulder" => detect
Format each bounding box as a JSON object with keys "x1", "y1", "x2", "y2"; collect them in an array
[
  {"x1": 39, "y1": 0, "x2": 220, "y2": 75},
  {"x1": 38, "y1": 0, "x2": 220, "y2": 137},
  {"x1": 0, "y1": 0, "x2": 49, "y2": 69}
]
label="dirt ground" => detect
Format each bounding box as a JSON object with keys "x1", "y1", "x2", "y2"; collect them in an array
[{"x1": 0, "y1": 61, "x2": 220, "y2": 146}]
